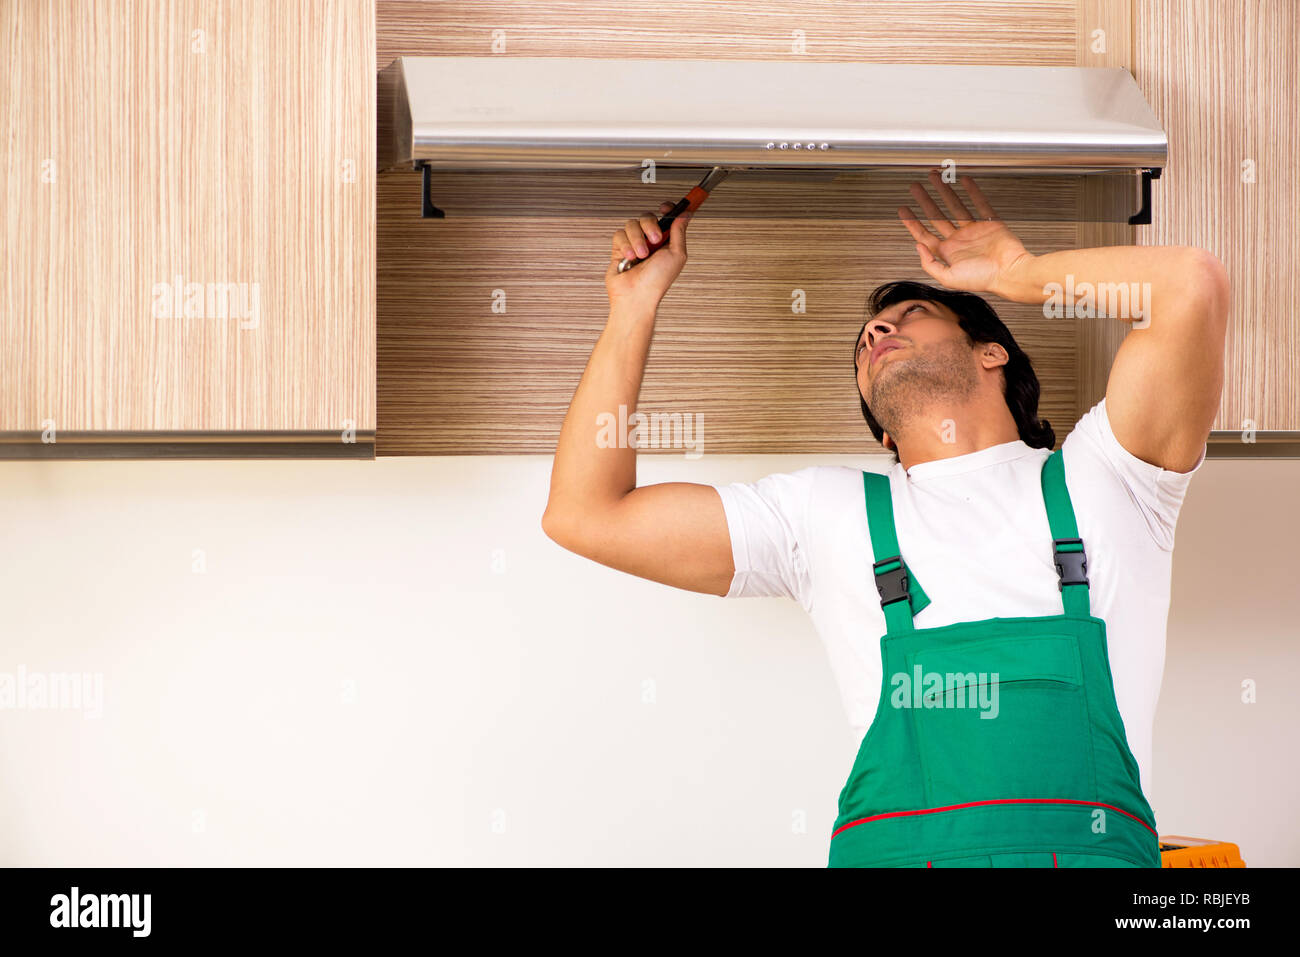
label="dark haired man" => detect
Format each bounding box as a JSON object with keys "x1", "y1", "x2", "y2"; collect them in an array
[{"x1": 542, "y1": 172, "x2": 1226, "y2": 867}]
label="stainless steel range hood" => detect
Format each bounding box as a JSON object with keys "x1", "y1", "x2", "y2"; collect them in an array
[{"x1": 378, "y1": 57, "x2": 1167, "y2": 223}]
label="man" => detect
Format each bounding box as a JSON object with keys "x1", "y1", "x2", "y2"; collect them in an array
[{"x1": 542, "y1": 171, "x2": 1227, "y2": 867}]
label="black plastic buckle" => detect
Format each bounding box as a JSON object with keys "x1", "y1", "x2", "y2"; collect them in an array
[
  {"x1": 1053, "y1": 537, "x2": 1089, "y2": 590},
  {"x1": 872, "y1": 556, "x2": 911, "y2": 607}
]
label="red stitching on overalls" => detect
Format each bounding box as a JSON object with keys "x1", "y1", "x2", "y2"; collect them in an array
[{"x1": 831, "y1": 798, "x2": 1158, "y2": 839}]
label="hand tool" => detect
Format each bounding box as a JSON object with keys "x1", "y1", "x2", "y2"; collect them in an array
[{"x1": 617, "y1": 166, "x2": 729, "y2": 273}]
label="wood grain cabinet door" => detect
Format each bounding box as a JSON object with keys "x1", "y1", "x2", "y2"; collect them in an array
[{"x1": 1, "y1": 0, "x2": 376, "y2": 458}]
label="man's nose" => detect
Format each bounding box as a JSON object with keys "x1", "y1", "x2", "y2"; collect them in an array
[{"x1": 867, "y1": 319, "x2": 897, "y2": 348}]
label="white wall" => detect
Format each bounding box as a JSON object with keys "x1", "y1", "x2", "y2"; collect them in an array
[{"x1": 0, "y1": 453, "x2": 1294, "y2": 866}]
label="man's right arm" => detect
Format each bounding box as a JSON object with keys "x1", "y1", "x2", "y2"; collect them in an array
[{"x1": 540, "y1": 204, "x2": 735, "y2": 597}]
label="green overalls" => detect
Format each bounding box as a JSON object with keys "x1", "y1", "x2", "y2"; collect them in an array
[{"x1": 828, "y1": 448, "x2": 1161, "y2": 868}]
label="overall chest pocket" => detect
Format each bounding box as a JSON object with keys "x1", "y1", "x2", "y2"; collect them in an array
[{"x1": 903, "y1": 631, "x2": 1099, "y2": 807}]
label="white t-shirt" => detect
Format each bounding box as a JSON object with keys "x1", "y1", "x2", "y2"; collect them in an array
[{"x1": 711, "y1": 397, "x2": 1207, "y2": 795}]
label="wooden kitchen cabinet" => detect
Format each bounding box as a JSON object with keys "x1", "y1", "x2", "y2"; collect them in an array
[
  {"x1": 373, "y1": 0, "x2": 1296, "y2": 457},
  {"x1": 0, "y1": 0, "x2": 375, "y2": 458},
  {"x1": 1132, "y1": 0, "x2": 1299, "y2": 455},
  {"x1": 3, "y1": 1, "x2": 1291, "y2": 459}
]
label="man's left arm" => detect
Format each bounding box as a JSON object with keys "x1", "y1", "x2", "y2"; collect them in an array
[{"x1": 994, "y1": 245, "x2": 1229, "y2": 473}]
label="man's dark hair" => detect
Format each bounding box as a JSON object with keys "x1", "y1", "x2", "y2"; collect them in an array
[{"x1": 854, "y1": 280, "x2": 1055, "y2": 464}]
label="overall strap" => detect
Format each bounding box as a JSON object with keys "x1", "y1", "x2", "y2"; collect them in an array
[
  {"x1": 862, "y1": 471, "x2": 930, "y2": 635},
  {"x1": 1040, "y1": 447, "x2": 1092, "y2": 617}
]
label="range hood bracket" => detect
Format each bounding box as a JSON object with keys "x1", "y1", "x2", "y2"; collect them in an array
[
  {"x1": 1127, "y1": 167, "x2": 1162, "y2": 226},
  {"x1": 418, "y1": 162, "x2": 446, "y2": 219}
]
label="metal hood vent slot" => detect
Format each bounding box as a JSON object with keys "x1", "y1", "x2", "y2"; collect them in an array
[
  {"x1": 379, "y1": 57, "x2": 1167, "y2": 224},
  {"x1": 400, "y1": 168, "x2": 1143, "y2": 223}
]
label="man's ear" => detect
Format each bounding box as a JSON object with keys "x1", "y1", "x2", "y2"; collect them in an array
[
  {"x1": 981, "y1": 342, "x2": 1010, "y2": 371},
  {"x1": 883, "y1": 432, "x2": 894, "y2": 452}
]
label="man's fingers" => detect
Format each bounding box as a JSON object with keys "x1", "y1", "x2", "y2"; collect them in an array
[
  {"x1": 611, "y1": 229, "x2": 637, "y2": 262},
  {"x1": 621, "y1": 218, "x2": 648, "y2": 257},
  {"x1": 928, "y1": 169, "x2": 975, "y2": 225},
  {"x1": 959, "y1": 175, "x2": 1000, "y2": 220},
  {"x1": 908, "y1": 182, "x2": 955, "y2": 237},
  {"x1": 916, "y1": 242, "x2": 953, "y2": 285},
  {"x1": 899, "y1": 206, "x2": 942, "y2": 250},
  {"x1": 608, "y1": 201, "x2": 689, "y2": 271},
  {"x1": 667, "y1": 210, "x2": 691, "y2": 253},
  {"x1": 638, "y1": 211, "x2": 663, "y2": 245}
]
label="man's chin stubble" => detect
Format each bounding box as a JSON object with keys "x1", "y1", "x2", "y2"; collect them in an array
[{"x1": 869, "y1": 347, "x2": 978, "y2": 441}]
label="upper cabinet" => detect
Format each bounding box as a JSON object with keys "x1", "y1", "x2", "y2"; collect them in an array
[
  {"x1": 0, "y1": 0, "x2": 375, "y2": 458},
  {"x1": 4, "y1": 1, "x2": 1292, "y2": 459},
  {"x1": 373, "y1": 0, "x2": 1296, "y2": 458},
  {"x1": 1133, "y1": 0, "x2": 1299, "y2": 456}
]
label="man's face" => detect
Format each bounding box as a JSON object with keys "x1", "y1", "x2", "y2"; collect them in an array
[{"x1": 854, "y1": 299, "x2": 976, "y2": 452}]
